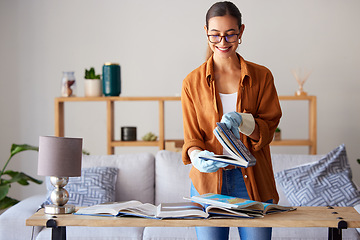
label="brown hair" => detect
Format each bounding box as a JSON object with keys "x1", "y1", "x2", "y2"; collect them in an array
[{"x1": 205, "y1": 1, "x2": 242, "y2": 59}]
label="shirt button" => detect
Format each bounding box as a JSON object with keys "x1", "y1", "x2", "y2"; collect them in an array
[{"x1": 244, "y1": 175, "x2": 248, "y2": 179}]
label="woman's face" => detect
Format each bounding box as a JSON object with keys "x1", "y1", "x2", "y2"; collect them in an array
[{"x1": 205, "y1": 15, "x2": 244, "y2": 59}]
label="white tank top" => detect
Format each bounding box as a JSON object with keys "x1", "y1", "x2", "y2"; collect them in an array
[
  {"x1": 219, "y1": 92, "x2": 238, "y2": 155},
  {"x1": 219, "y1": 92, "x2": 237, "y2": 114}
]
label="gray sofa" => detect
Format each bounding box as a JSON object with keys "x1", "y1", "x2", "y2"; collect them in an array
[{"x1": 0, "y1": 150, "x2": 359, "y2": 240}]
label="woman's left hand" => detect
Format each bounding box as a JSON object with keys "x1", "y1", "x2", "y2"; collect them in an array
[
  {"x1": 221, "y1": 111, "x2": 255, "y2": 138},
  {"x1": 221, "y1": 112, "x2": 242, "y2": 138}
]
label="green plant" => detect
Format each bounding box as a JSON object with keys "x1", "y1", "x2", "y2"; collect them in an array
[
  {"x1": 0, "y1": 144, "x2": 42, "y2": 210},
  {"x1": 142, "y1": 132, "x2": 158, "y2": 141},
  {"x1": 275, "y1": 127, "x2": 281, "y2": 132},
  {"x1": 357, "y1": 159, "x2": 360, "y2": 164},
  {"x1": 84, "y1": 67, "x2": 101, "y2": 79}
]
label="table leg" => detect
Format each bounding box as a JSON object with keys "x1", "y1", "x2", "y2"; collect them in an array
[
  {"x1": 46, "y1": 219, "x2": 66, "y2": 240},
  {"x1": 328, "y1": 227, "x2": 342, "y2": 240},
  {"x1": 328, "y1": 220, "x2": 347, "y2": 240}
]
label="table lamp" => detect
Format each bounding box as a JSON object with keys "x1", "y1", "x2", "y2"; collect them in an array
[{"x1": 38, "y1": 136, "x2": 83, "y2": 214}]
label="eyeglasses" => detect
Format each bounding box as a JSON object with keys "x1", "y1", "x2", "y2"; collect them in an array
[{"x1": 207, "y1": 33, "x2": 240, "y2": 43}]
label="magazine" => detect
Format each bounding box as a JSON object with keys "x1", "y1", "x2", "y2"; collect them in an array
[
  {"x1": 186, "y1": 193, "x2": 296, "y2": 216},
  {"x1": 199, "y1": 122, "x2": 256, "y2": 168},
  {"x1": 74, "y1": 200, "x2": 255, "y2": 219}
]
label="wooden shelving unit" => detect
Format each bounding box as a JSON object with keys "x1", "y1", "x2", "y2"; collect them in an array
[
  {"x1": 54, "y1": 95, "x2": 316, "y2": 155},
  {"x1": 272, "y1": 95, "x2": 317, "y2": 154},
  {"x1": 55, "y1": 96, "x2": 180, "y2": 154}
]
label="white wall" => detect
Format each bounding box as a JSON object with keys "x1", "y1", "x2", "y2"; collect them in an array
[{"x1": 1, "y1": 0, "x2": 359, "y2": 201}]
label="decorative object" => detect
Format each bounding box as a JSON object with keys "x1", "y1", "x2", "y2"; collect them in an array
[
  {"x1": 142, "y1": 132, "x2": 158, "y2": 141},
  {"x1": 121, "y1": 127, "x2": 137, "y2": 141},
  {"x1": 102, "y1": 62, "x2": 121, "y2": 96},
  {"x1": 37, "y1": 136, "x2": 83, "y2": 214},
  {"x1": 0, "y1": 144, "x2": 42, "y2": 210},
  {"x1": 274, "y1": 128, "x2": 281, "y2": 141},
  {"x1": 61, "y1": 71, "x2": 76, "y2": 97},
  {"x1": 275, "y1": 144, "x2": 360, "y2": 207},
  {"x1": 42, "y1": 167, "x2": 118, "y2": 207},
  {"x1": 292, "y1": 69, "x2": 311, "y2": 96},
  {"x1": 84, "y1": 67, "x2": 102, "y2": 97}
]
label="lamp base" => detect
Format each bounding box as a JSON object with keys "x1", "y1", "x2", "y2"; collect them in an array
[{"x1": 44, "y1": 204, "x2": 76, "y2": 214}]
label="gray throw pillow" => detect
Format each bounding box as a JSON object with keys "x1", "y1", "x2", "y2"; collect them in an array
[
  {"x1": 42, "y1": 167, "x2": 118, "y2": 207},
  {"x1": 275, "y1": 144, "x2": 360, "y2": 207}
]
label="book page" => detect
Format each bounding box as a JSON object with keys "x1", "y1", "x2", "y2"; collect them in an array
[
  {"x1": 190, "y1": 193, "x2": 263, "y2": 211},
  {"x1": 205, "y1": 205, "x2": 261, "y2": 218},
  {"x1": 120, "y1": 203, "x2": 157, "y2": 217},
  {"x1": 156, "y1": 202, "x2": 208, "y2": 218},
  {"x1": 75, "y1": 200, "x2": 143, "y2": 216}
]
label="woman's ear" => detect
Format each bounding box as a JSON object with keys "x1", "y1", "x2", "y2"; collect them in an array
[
  {"x1": 239, "y1": 24, "x2": 245, "y2": 39},
  {"x1": 204, "y1": 25, "x2": 208, "y2": 33}
]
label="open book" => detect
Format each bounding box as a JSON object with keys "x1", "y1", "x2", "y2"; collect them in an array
[
  {"x1": 199, "y1": 122, "x2": 256, "y2": 168},
  {"x1": 186, "y1": 193, "x2": 296, "y2": 216},
  {"x1": 74, "y1": 200, "x2": 254, "y2": 219}
]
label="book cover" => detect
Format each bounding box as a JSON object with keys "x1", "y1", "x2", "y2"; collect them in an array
[
  {"x1": 188, "y1": 193, "x2": 296, "y2": 215},
  {"x1": 199, "y1": 122, "x2": 256, "y2": 168}
]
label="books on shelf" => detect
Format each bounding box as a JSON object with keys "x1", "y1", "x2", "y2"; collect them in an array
[
  {"x1": 199, "y1": 122, "x2": 256, "y2": 168},
  {"x1": 186, "y1": 193, "x2": 296, "y2": 216},
  {"x1": 74, "y1": 200, "x2": 255, "y2": 219}
]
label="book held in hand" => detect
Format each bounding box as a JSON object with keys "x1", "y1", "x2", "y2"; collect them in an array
[
  {"x1": 74, "y1": 200, "x2": 255, "y2": 219},
  {"x1": 199, "y1": 122, "x2": 256, "y2": 168},
  {"x1": 186, "y1": 193, "x2": 296, "y2": 216}
]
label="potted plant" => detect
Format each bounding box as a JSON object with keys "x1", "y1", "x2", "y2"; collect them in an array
[
  {"x1": 84, "y1": 67, "x2": 102, "y2": 97},
  {"x1": 0, "y1": 144, "x2": 42, "y2": 211},
  {"x1": 274, "y1": 127, "x2": 281, "y2": 141}
]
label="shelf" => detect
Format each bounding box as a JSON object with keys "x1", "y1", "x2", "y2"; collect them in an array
[
  {"x1": 55, "y1": 96, "x2": 181, "y2": 102},
  {"x1": 111, "y1": 141, "x2": 160, "y2": 147},
  {"x1": 54, "y1": 95, "x2": 316, "y2": 155},
  {"x1": 270, "y1": 139, "x2": 312, "y2": 146}
]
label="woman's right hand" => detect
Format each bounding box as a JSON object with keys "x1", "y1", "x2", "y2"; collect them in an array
[{"x1": 189, "y1": 150, "x2": 228, "y2": 173}]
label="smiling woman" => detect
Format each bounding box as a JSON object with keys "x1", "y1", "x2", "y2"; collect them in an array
[
  {"x1": 205, "y1": 1, "x2": 244, "y2": 60},
  {"x1": 181, "y1": 1, "x2": 282, "y2": 240}
]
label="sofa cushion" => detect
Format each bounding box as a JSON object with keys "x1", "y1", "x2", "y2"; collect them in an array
[
  {"x1": 143, "y1": 226, "x2": 240, "y2": 240},
  {"x1": 82, "y1": 153, "x2": 155, "y2": 204},
  {"x1": 155, "y1": 150, "x2": 192, "y2": 205},
  {"x1": 43, "y1": 167, "x2": 118, "y2": 207},
  {"x1": 36, "y1": 227, "x2": 144, "y2": 240},
  {"x1": 271, "y1": 153, "x2": 324, "y2": 206},
  {"x1": 272, "y1": 227, "x2": 360, "y2": 240},
  {"x1": 274, "y1": 144, "x2": 360, "y2": 207}
]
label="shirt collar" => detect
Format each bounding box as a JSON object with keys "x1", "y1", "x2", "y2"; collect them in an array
[{"x1": 206, "y1": 53, "x2": 253, "y2": 87}]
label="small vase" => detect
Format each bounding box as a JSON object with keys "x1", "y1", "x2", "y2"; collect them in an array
[
  {"x1": 61, "y1": 72, "x2": 76, "y2": 97},
  {"x1": 274, "y1": 131, "x2": 281, "y2": 141},
  {"x1": 84, "y1": 79, "x2": 102, "y2": 97}
]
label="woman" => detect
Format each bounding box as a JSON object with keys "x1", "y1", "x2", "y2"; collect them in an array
[{"x1": 181, "y1": 1, "x2": 282, "y2": 239}]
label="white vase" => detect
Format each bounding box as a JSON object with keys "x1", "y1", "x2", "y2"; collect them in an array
[{"x1": 84, "y1": 79, "x2": 102, "y2": 97}]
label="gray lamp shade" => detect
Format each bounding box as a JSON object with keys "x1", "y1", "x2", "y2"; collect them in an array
[{"x1": 37, "y1": 136, "x2": 83, "y2": 177}]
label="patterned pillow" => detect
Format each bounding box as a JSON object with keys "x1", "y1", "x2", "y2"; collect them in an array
[
  {"x1": 42, "y1": 167, "x2": 118, "y2": 207},
  {"x1": 275, "y1": 144, "x2": 360, "y2": 207}
]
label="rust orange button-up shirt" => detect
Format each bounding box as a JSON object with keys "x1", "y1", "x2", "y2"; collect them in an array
[{"x1": 181, "y1": 54, "x2": 282, "y2": 203}]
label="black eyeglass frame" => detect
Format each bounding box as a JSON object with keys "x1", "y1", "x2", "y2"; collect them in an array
[{"x1": 207, "y1": 33, "x2": 240, "y2": 43}]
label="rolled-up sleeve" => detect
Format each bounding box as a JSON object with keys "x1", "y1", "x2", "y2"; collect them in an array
[
  {"x1": 250, "y1": 71, "x2": 282, "y2": 152},
  {"x1": 181, "y1": 77, "x2": 207, "y2": 165}
]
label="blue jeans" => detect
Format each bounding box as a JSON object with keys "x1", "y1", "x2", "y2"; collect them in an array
[{"x1": 190, "y1": 168, "x2": 272, "y2": 240}]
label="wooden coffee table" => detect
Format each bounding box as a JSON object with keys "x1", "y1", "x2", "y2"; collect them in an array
[{"x1": 26, "y1": 206, "x2": 360, "y2": 240}]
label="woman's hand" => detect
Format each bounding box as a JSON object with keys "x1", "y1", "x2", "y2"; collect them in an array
[
  {"x1": 189, "y1": 150, "x2": 228, "y2": 173},
  {"x1": 221, "y1": 111, "x2": 256, "y2": 138}
]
